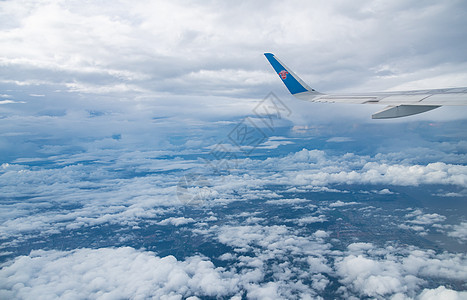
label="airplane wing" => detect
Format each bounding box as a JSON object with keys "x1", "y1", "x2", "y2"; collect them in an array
[{"x1": 264, "y1": 53, "x2": 467, "y2": 119}]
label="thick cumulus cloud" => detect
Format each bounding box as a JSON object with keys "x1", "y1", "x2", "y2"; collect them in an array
[
  {"x1": 204, "y1": 220, "x2": 467, "y2": 298},
  {"x1": 418, "y1": 286, "x2": 467, "y2": 300},
  {"x1": 3, "y1": 236, "x2": 466, "y2": 299},
  {"x1": 0, "y1": 247, "x2": 240, "y2": 299},
  {"x1": 210, "y1": 149, "x2": 467, "y2": 190},
  {"x1": 335, "y1": 244, "x2": 467, "y2": 299},
  {"x1": 282, "y1": 153, "x2": 467, "y2": 187}
]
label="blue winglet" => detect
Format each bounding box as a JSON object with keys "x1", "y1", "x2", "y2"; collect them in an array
[{"x1": 264, "y1": 53, "x2": 309, "y2": 95}]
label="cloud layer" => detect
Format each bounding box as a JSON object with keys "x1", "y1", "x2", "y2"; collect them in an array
[
  {"x1": 2, "y1": 0, "x2": 467, "y2": 100},
  {"x1": 1, "y1": 142, "x2": 466, "y2": 298},
  {"x1": 1, "y1": 241, "x2": 466, "y2": 299},
  {"x1": 1, "y1": 1, "x2": 467, "y2": 299}
]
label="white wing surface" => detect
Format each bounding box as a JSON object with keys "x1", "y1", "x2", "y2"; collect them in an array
[{"x1": 265, "y1": 53, "x2": 467, "y2": 119}]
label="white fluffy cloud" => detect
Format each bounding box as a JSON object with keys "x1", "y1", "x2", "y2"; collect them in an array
[
  {"x1": 158, "y1": 217, "x2": 196, "y2": 226},
  {"x1": 296, "y1": 215, "x2": 328, "y2": 225},
  {"x1": 396, "y1": 209, "x2": 449, "y2": 236},
  {"x1": 2, "y1": 226, "x2": 467, "y2": 299},
  {"x1": 0, "y1": 247, "x2": 239, "y2": 299},
  {"x1": 329, "y1": 200, "x2": 359, "y2": 207},
  {"x1": 210, "y1": 221, "x2": 467, "y2": 298},
  {"x1": 418, "y1": 286, "x2": 467, "y2": 300},
  {"x1": 335, "y1": 244, "x2": 467, "y2": 299},
  {"x1": 291, "y1": 160, "x2": 467, "y2": 187},
  {"x1": 447, "y1": 222, "x2": 467, "y2": 242},
  {"x1": 222, "y1": 149, "x2": 467, "y2": 191},
  {"x1": 405, "y1": 210, "x2": 446, "y2": 225}
]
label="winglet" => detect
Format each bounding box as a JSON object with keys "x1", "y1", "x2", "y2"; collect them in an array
[{"x1": 264, "y1": 53, "x2": 319, "y2": 95}]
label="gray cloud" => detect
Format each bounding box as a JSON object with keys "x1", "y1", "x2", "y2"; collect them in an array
[{"x1": 1, "y1": 0, "x2": 467, "y2": 101}]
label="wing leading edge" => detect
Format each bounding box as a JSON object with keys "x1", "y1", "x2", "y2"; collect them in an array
[{"x1": 264, "y1": 53, "x2": 467, "y2": 119}]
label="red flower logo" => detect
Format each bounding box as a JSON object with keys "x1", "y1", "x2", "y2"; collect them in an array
[{"x1": 279, "y1": 70, "x2": 288, "y2": 80}]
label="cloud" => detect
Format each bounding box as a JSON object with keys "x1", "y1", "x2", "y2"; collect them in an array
[
  {"x1": 208, "y1": 221, "x2": 467, "y2": 298},
  {"x1": 375, "y1": 188, "x2": 394, "y2": 195},
  {"x1": 0, "y1": 247, "x2": 240, "y2": 299},
  {"x1": 2, "y1": 217, "x2": 467, "y2": 299},
  {"x1": 158, "y1": 217, "x2": 196, "y2": 226},
  {"x1": 347, "y1": 242, "x2": 374, "y2": 253},
  {"x1": 0, "y1": 100, "x2": 25, "y2": 105},
  {"x1": 1, "y1": 1, "x2": 467, "y2": 166},
  {"x1": 395, "y1": 209, "x2": 448, "y2": 236},
  {"x1": 296, "y1": 215, "x2": 328, "y2": 225},
  {"x1": 1, "y1": 3, "x2": 467, "y2": 299},
  {"x1": 265, "y1": 198, "x2": 310, "y2": 205},
  {"x1": 2, "y1": 0, "x2": 467, "y2": 104},
  {"x1": 335, "y1": 243, "x2": 467, "y2": 298},
  {"x1": 447, "y1": 222, "x2": 467, "y2": 242},
  {"x1": 215, "y1": 149, "x2": 467, "y2": 194},
  {"x1": 1, "y1": 143, "x2": 465, "y2": 243},
  {"x1": 406, "y1": 211, "x2": 446, "y2": 225},
  {"x1": 2, "y1": 230, "x2": 466, "y2": 300},
  {"x1": 258, "y1": 136, "x2": 295, "y2": 150},
  {"x1": 336, "y1": 254, "x2": 411, "y2": 297},
  {"x1": 327, "y1": 137, "x2": 354, "y2": 143},
  {"x1": 329, "y1": 200, "x2": 359, "y2": 207},
  {"x1": 417, "y1": 286, "x2": 467, "y2": 300},
  {"x1": 312, "y1": 230, "x2": 330, "y2": 239},
  {"x1": 1, "y1": 224, "x2": 333, "y2": 299},
  {"x1": 281, "y1": 151, "x2": 467, "y2": 187}
]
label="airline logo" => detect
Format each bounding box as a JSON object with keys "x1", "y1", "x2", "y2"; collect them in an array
[{"x1": 279, "y1": 70, "x2": 288, "y2": 80}]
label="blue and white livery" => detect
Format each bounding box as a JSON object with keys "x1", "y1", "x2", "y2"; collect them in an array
[{"x1": 265, "y1": 53, "x2": 467, "y2": 119}]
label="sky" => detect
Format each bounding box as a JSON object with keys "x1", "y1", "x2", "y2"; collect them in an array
[
  {"x1": 1, "y1": 0, "x2": 467, "y2": 299},
  {"x1": 1, "y1": 0, "x2": 467, "y2": 160}
]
